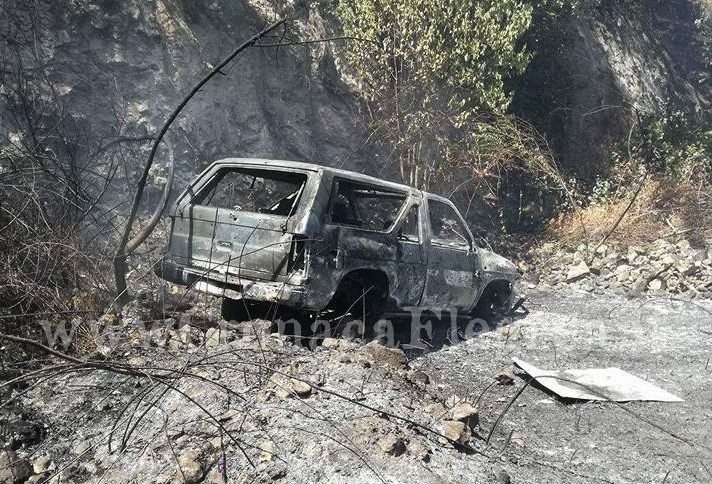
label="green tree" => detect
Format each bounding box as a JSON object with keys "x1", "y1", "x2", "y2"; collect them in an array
[{"x1": 336, "y1": 0, "x2": 534, "y2": 188}]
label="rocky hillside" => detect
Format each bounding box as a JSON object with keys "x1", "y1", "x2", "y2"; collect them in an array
[
  {"x1": 3, "y1": 0, "x2": 709, "y2": 202},
  {"x1": 512, "y1": 0, "x2": 712, "y2": 179},
  {"x1": 1, "y1": 0, "x2": 375, "y2": 212}
]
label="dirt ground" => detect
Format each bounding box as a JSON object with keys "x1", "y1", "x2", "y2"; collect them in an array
[
  {"x1": 8, "y1": 288, "x2": 712, "y2": 483},
  {"x1": 414, "y1": 289, "x2": 712, "y2": 483}
]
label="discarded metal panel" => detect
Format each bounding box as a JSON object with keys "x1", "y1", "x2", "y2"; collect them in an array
[{"x1": 513, "y1": 358, "x2": 684, "y2": 402}]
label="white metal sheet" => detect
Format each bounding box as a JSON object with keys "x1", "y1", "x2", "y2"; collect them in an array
[{"x1": 512, "y1": 358, "x2": 683, "y2": 402}]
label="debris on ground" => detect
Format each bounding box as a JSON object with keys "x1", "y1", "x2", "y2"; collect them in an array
[
  {"x1": 524, "y1": 238, "x2": 712, "y2": 299},
  {"x1": 513, "y1": 358, "x2": 684, "y2": 402}
]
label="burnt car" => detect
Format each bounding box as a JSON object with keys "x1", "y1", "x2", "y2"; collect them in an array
[{"x1": 156, "y1": 158, "x2": 517, "y2": 321}]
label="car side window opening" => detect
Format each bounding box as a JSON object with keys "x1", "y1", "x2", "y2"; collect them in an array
[
  {"x1": 329, "y1": 180, "x2": 407, "y2": 232},
  {"x1": 428, "y1": 199, "x2": 470, "y2": 248},
  {"x1": 398, "y1": 204, "x2": 420, "y2": 242},
  {"x1": 195, "y1": 168, "x2": 307, "y2": 217}
]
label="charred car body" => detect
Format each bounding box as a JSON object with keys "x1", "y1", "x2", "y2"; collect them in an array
[{"x1": 156, "y1": 158, "x2": 517, "y2": 320}]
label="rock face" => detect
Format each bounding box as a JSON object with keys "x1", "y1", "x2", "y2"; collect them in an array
[
  {"x1": 516, "y1": 1, "x2": 712, "y2": 177},
  {"x1": 0, "y1": 0, "x2": 381, "y2": 213}
]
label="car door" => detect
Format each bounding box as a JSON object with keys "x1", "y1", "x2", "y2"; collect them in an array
[
  {"x1": 392, "y1": 201, "x2": 427, "y2": 307},
  {"x1": 169, "y1": 166, "x2": 309, "y2": 283},
  {"x1": 421, "y1": 197, "x2": 481, "y2": 310}
]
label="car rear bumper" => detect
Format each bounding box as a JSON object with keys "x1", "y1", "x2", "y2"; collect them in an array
[{"x1": 155, "y1": 258, "x2": 316, "y2": 309}]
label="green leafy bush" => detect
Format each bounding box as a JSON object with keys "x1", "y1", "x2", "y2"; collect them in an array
[
  {"x1": 636, "y1": 111, "x2": 712, "y2": 181},
  {"x1": 334, "y1": 0, "x2": 536, "y2": 187}
]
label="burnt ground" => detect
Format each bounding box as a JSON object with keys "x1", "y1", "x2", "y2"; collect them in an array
[
  {"x1": 6, "y1": 288, "x2": 712, "y2": 484},
  {"x1": 414, "y1": 289, "x2": 712, "y2": 483}
]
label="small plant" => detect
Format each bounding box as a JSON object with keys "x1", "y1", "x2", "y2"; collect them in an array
[{"x1": 629, "y1": 110, "x2": 712, "y2": 183}]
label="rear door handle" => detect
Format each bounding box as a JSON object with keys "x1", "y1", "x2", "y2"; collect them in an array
[{"x1": 217, "y1": 241, "x2": 233, "y2": 249}]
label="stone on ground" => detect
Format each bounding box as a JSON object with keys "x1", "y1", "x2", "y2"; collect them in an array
[
  {"x1": 441, "y1": 420, "x2": 471, "y2": 445},
  {"x1": 378, "y1": 434, "x2": 406, "y2": 456},
  {"x1": 566, "y1": 261, "x2": 590, "y2": 282}
]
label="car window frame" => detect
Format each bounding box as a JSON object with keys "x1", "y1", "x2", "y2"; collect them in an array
[
  {"x1": 425, "y1": 197, "x2": 473, "y2": 251},
  {"x1": 189, "y1": 166, "x2": 308, "y2": 218},
  {"x1": 395, "y1": 202, "x2": 422, "y2": 243},
  {"x1": 326, "y1": 177, "x2": 410, "y2": 234}
]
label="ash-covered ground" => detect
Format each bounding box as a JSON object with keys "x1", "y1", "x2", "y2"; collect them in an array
[{"x1": 3, "y1": 288, "x2": 711, "y2": 484}]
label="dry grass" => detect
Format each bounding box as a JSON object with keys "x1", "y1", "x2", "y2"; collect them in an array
[{"x1": 547, "y1": 179, "x2": 712, "y2": 249}]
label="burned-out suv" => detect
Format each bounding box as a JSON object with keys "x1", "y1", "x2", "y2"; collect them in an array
[{"x1": 156, "y1": 158, "x2": 517, "y2": 321}]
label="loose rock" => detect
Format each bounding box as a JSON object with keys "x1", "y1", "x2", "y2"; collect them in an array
[
  {"x1": 204, "y1": 327, "x2": 222, "y2": 348},
  {"x1": 378, "y1": 434, "x2": 406, "y2": 456},
  {"x1": 176, "y1": 449, "x2": 204, "y2": 483},
  {"x1": 494, "y1": 369, "x2": 515, "y2": 385},
  {"x1": 32, "y1": 455, "x2": 54, "y2": 474},
  {"x1": 450, "y1": 402, "x2": 479, "y2": 428},
  {"x1": 441, "y1": 420, "x2": 471, "y2": 445},
  {"x1": 0, "y1": 449, "x2": 31, "y2": 484},
  {"x1": 566, "y1": 261, "x2": 590, "y2": 282},
  {"x1": 358, "y1": 341, "x2": 408, "y2": 369}
]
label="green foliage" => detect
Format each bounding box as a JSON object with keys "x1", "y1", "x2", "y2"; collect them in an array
[
  {"x1": 634, "y1": 110, "x2": 712, "y2": 181},
  {"x1": 337, "y1": 0, "x2": 532, "y2": 117},
  {"x1": 694, "y1": 0, "x2": 712, "y2": 70},
  {"x1": 595, "y1": 108, "x2": 712, "y2": 206},
  {"x1": 334, "y1": 0, "x2": 536, "y2": 188}
]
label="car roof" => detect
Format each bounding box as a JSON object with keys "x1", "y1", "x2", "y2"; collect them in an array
[{"x1": 211, "y1": 157, "x2": 426, "y2": 196}]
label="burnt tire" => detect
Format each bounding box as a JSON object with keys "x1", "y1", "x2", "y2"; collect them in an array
[{"x1": 472, "y1": 281, "x2": 513, "y2": 319}]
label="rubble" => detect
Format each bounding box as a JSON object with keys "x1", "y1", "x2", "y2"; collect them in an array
[
  {"x1": 526, "y1": 238, "x2": 712, "y2": 298},
  {"x1": 4, "y1": 278, "x2": 711, "y2": 483},
  {"x1": 11, "y1": 329, "x2": 506, "y2": 483}
]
